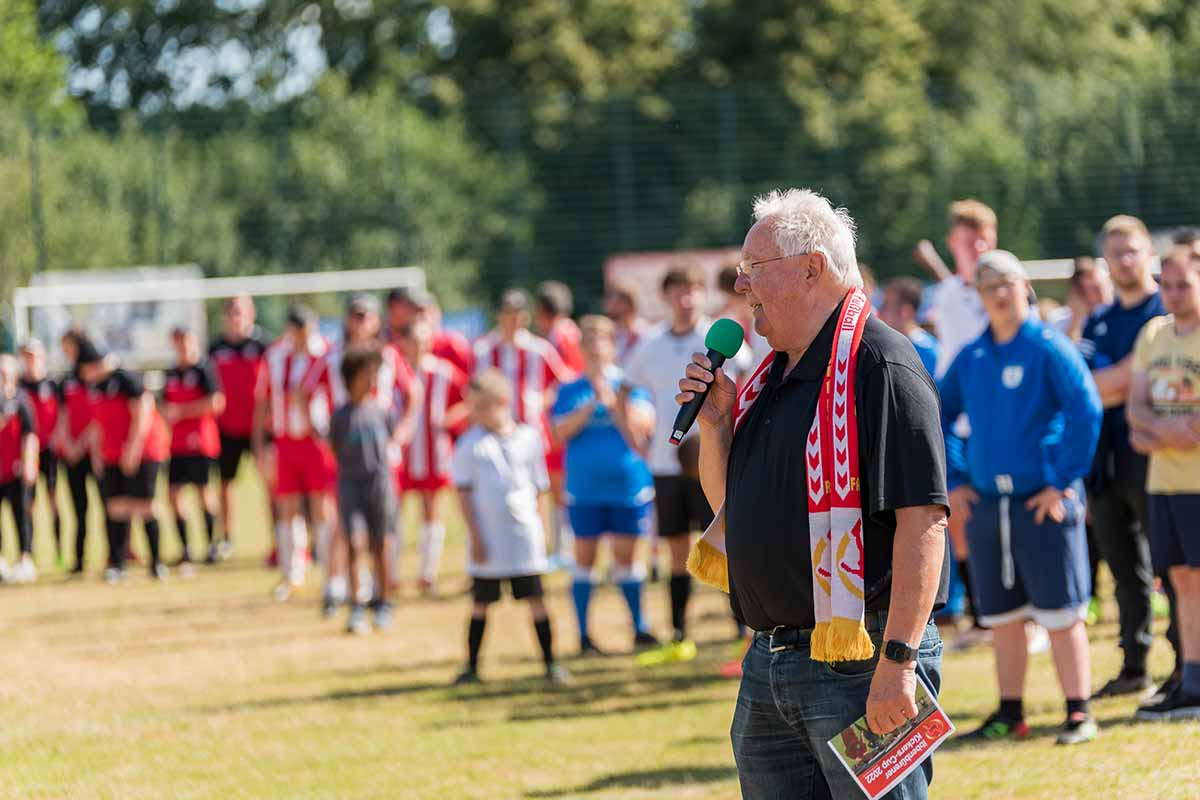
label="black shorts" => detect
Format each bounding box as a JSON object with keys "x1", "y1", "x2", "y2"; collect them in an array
[
  {"x1": 652, "y1": 475, "x2": 714, "y2": 537},
  {"x1": 471, "y1": 575, "x2": 544, "y2": 604},
  {"x1": 218, "y1": 434, "x2": 252, "y2": 483},
  {"x1": 169, "y1": 455, "x2": 214, "y2": 487},
  {"x1": 38, "y1": 449, "x2": 57, "y2": 493},
  {"x1": 100, "y1": 462, "x2": 161, "y2": 501},
  {"x1": 337, "y1": 478, "x2": 395, "y2": 544}
]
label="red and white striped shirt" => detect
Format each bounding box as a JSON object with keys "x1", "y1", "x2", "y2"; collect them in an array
[
  {"x1": 404, "y1": 356, "x2": 467, "y2": 481},
  {"x1": 303, "y1": 341, "x2": 413, "y2": 414},
  {"x1": 260, "y1": 336, "x2": 331, "y2": 439},
  {"x1": 473, "y1": 329, "x2": 571, "y2": 426}
]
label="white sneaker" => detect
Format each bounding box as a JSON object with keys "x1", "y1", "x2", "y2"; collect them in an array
[
  {"x1": 13, "y1": 555, "x2": 37, "y2": 584},
  {"x1": 103, "y1": 567, "x2": 122, "y2": 585},
  {"x1": 0, "y1": 557, "x2": 10, "y2": 583},
  {"x1": 1027, "y1": 623, "x2": 1050, "y2": 655},
  {"x1": 355, "y1": 568, "x2": 374, "y2": 606}
]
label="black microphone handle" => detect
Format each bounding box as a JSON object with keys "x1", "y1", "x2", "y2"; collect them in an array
[{"x1": 669, "y1": 348, "x2": 729, "y2": 445}]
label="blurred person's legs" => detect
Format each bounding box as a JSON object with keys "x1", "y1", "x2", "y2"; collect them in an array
[
  {"x1": 570, "y1": 523, "x2": 600, "y2": 653},
  {"x1": 217, "y1": 433, "x2": 253, "y2": 554},
  {"x1": 38, "y1": 449, "x2": 62, "y2": 564},
  {"x1": 416, "y1": 489, "x2": 444, "y2": 593},
  {"x1": 1139, "y1": 494, "x2": 1200, "y2": 719},
  {"x1": 611, "y1": 532, "x2": 654, "y2": 648},
  {"x1": 1090, "y1": 463, "x2": 1156, "y2": 697},
  {"x1": 1, "y1": 479, "x2": 35, "y2": 582},
  {"x1": 65, "y1": 457, "x2": 90, "y2": 573},
  {"x1": 640, "y1": 476, "x2": 706, "y2": 665}
]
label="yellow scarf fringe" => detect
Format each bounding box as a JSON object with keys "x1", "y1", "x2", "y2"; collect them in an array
[{"x1": 686, "y1": 538, "x2": 729, "y2": 593}]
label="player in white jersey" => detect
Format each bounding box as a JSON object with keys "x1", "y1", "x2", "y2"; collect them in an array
[
  {"x1": 625, "y1": 264, "x2": 752, "y2": 664},
  {"x1": 255, "y1": 306, "x2": 334, "y2": 601},
  {"x1": 474, "y1": 289, "x2": 573, "y2": 561},
  {"x1": 397, "y1": 319, "x2": 468, "y2": 592},
  {"x1": 926, "y1": 199, "x2": 999, "y2": 650}
]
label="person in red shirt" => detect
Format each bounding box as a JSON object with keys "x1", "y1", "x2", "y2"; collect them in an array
[
  {"x1": 164, "y1": 328, "x2": 226, "y2": 570},
  {"x1": 397, "y1": 319, "x2": 468, "y2": 592},
  {"x1": 254, "y1": 305, "x2": 335, "y2": 601},
  {"x1": 302, "y1": 294, "x2": 419, "y2": 612},
  {"x1": 54, "y1": 329, "x2": 97, "y2": 574},
  {"x1": 208, "y1": 294, "x2": 270, "y2": 555},
  {"x1": 18, "y1": 339, "x2": 63, "y2": 566},
  {"x1": 0, "y1": 355, "x2": 39, "y2": 583},
  {"x1": 76, "y1": 340, "x2": 170, "y2": 583},
  {"x1": 386, "y1": 286, "x2": 474, "y2": 375}
]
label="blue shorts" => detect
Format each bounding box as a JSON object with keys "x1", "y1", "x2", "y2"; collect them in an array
[
  {"x1": 569, "y1": 502, "x2": 652, "y2": 539},
  {"x1": 965, "y1": 485, "x2": 1090, "y2": 631},
  {"x1": 1149, "y1": 493, "x2": 1200, "y2": 570}
]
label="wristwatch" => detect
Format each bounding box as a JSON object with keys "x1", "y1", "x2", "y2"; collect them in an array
[{"x1": 882, "y1": 639, "x2": 917, "y2": 664}]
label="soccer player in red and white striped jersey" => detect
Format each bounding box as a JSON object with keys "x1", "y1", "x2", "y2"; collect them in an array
[
  {"x1": 254, "y1": 306, "x2": 335, "y2": 601},
  {"x1": 473, "y1": 289, "x2": 571, "y2": 436},
  {"x1": 397, "y1": 319, "x2": 468, "y2": 592}
]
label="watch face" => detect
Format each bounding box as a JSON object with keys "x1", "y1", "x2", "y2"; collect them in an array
[{"x1": 886, "y1": 640, "x2": 915, "y2": 662}]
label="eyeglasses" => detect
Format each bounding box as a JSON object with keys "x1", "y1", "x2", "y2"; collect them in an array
[{"x1": 735, "y1": 252, "x2": 811, "y2": 277}]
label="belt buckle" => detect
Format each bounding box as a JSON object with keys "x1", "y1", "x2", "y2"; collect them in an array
[{"x1": 768, "y1": 625, "x2": 788, "y2": 653}]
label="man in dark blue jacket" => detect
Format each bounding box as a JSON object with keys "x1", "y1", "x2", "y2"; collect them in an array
[{"x1": 941, "y1": 250, "x2": 1103, "y2": 746}]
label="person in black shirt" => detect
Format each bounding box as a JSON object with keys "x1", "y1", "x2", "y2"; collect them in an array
[{"x1": 678, "y1": 189, "x2": 949, "y2": 800}]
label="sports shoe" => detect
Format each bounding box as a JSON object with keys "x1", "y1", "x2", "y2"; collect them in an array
[
  {"x1": 719, "y1": 657, "x2": 744, "y2": 679},
  {"x1": 452, "y1": 668, "x2": 481, "y2": 686},
  {"x1": 1055, "y1": 712, "x2": 1099, "y2": 745},
  {"x1": 216, "y1": 540, "x2": 234, "y2": 561},
  {"x1": 272, "y1": 581, "x2": 294, "y2": 603},
  {"x1": 372, "y1": 601, "x2": 394, "y2": 631},
  {"x1": 205, "y1": 543, "x2": 219, "y2": 565},
  {"x1": 69, "y1": 562, "x2": 85, "y2": 577},
  {"x1": 546, "y1": 663, "x2": 575, "y2": 686},
  {"x1": 0, "y1": 557, "x2": 11, "y2": 582},
  {"x1": 1152, "y1": 590, "x2": 1170, "y2": 619},
  {"x1": 346, "y1": 605, "x2": 371, "y2": 635},
  {"x1": 13, "y1": 555, "x2": 37, "y2": 584},
  {"x1": 178, "y1": 561, "x2": 197, "y2": 579},
  {"x1": 632, "y1": 631, "x2": 661, "y2": 649},
  {"x1": 151, "y1": 563, "x2": 169, "y2": 581},
  {"x1": 1142, "y1": 671, "x2": 1182, "y2": 708},
  {"x1": 960, "y1": 712, "x2": 1031, "y2": 742},
  {"x1": 636, "y1": 639, "x2": 698, "y2": 667},
  {"x1": 1135, "y1": 685, "x2": 1200, "y2": 721},
  {"x1": 1085, "y1": 596, "x2": 1102, "y2": 626},
  {"x1": 578, "y1": 636, "x2": 607, "y2": 657},
  {"x1": 321, "y1": 594, "x2": 340, "y2": 619},
  {"x1": 949, "y1": 626, "x2": 992, "y2": 652},
  {"x1": 103, "y1": 567, "x2": 124, "y2": 585},
  {"x1": 1093, "y1": 670, "x2": 1154, "y2": 699}
]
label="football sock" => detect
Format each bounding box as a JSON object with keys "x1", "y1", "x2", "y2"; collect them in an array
[
  {"x1": 669, "y1": 573, "x2": 691, "y2": 640},
  {"x1": 467, "y1": 615, "x2": 487, "y2": 672}
]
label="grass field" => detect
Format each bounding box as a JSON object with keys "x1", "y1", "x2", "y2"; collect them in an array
[{"x1": 0, "y1": 471, "x2": 1195, "y2": 799}]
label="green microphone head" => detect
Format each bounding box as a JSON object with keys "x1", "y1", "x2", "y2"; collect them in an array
[{"x1": 705, "y1": 318, "x2": 745, "y2": 359}]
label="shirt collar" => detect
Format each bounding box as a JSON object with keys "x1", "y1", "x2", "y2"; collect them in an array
[{"x1": 767, "y1": 306, "x2": 841, "y2": 385}]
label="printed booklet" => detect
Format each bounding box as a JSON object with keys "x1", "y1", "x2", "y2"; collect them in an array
[{"x1": 827, "y1": 674, "x2": 954, "y2": 799}]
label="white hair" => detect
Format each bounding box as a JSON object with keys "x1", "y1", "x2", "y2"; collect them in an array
[{"x1": 752, "y1": 188, "x2": 862, "y2": 289}]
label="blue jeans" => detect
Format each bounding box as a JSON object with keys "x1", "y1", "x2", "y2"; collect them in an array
[{"x1": 731, "y1": 611, "x2": 943, "y2": 800}]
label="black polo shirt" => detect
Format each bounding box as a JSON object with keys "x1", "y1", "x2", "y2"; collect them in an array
[{"x1": 725, "y1": 308, "x2": 951, "y2": 632}]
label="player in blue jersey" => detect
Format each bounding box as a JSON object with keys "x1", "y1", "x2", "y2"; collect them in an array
[
  {"x1": 1079, "y1": 215, "x2": 1180, "y2": 701},
  {"x1": 940, "y1": 250, "x2": 1104, "y2": 746},
  {"x1": 551, "y1": 315, "x2": 659, "y2": 655}
]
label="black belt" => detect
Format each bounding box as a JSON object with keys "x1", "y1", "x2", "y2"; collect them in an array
[{"x1": 758, "y1": 610, "x2": 891, "y2": 653}]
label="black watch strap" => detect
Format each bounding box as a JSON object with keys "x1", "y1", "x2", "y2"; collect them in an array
[{"x1": 883, "y1": 639, "x2": 917, "y2": 664}]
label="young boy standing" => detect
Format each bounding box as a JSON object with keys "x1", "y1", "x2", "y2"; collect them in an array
[
  {"x1": 328, "y1": 349, "x2": 397, "y2": 635},
  {"x1": 17, "y1": 341, "x2": 62, "y2": 569},
  {"x1": 451, "y1": 369, "x2": 571, "y2": 686},
  {"x1": 0, "y1": 355, "x2": 39, "y2": 583}
]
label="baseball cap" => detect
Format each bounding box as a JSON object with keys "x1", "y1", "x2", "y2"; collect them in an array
[
  {"x1": 347, "y1": 293, "x2": 380, "y2": 316},
  {"x1": 977, "y1": 250, "x2": 1028, "y2": 281}
]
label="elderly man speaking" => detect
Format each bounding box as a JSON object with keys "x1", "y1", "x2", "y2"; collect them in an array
[{"x1": 679, "y1": 189, "x2": 950, "y2": 799}]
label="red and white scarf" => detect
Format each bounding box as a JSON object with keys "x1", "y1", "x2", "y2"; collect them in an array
[{"x1": 727, "y1": 289, "x2": 873, "y2": 662}]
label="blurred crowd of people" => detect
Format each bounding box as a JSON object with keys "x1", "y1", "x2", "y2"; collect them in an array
[{"x1": 1, "y1": 199, "x2": 1197, "y2": 724}]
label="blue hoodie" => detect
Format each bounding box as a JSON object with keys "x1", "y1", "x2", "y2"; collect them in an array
[{"x1": 939, "y1": 316, "x2": 1102, "y2": 497}]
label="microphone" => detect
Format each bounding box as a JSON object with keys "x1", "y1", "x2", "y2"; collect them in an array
[{"x1": 669, "y1": 318, "x2": 745, "y2": 446}]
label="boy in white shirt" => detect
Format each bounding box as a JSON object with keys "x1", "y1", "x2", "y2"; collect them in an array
[{"x1": 452, "y1": 369, "x2": 572, "y2": 686}]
